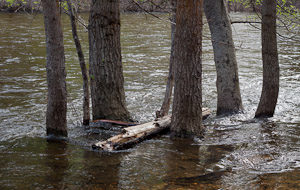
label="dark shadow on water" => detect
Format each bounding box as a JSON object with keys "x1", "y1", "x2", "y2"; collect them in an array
[{"x1": 161, "y1": 137, "x2": 235, "y2": 189}]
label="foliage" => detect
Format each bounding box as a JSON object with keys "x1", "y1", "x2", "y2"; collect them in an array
[
  {"x1": 228, "y1": 0, "x2": 300, "y2": 19},
  {"x1": 228, "y1": 0, "x2": 262, "y2": 8},
  {"x1": 5, "y1": 0, "x2": 37, "y2": 6},
  {"x1": 276, "y1": 0, "x2": 300, "y2": 32},
  {"x1": 4, "y1": 0, "x2": 40, "y2": 11},
  {"x1": 228, "y1": 0, "x2": 300, "y2": 38}
]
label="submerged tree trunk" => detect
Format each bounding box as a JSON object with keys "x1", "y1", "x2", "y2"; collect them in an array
[
  {"x1": 41, "y1": 0, "x2": 67, "y2": 137},
  {"x1": 88, "y1": 0, "x2": 131, "y2": 121},
  {"x1": 158, "y1": 0, "x2": 176, "y2": 118},
  {"x1": 255, "y1": 0, "x2": 279, "y2": 118},
  {"x1": 203, "y1": 0, "x2": 243, "y2": 115},
  {"x1": 66, "y1": 0, "x2": 90, "y2": 125},
  {"x1": 171, "y1": 0, "x2": 203, "y2": 137}
]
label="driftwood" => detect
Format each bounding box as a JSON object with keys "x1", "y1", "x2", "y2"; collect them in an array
[{"x1": 92, "y1": 107, "x2": 210, "y2": 151}]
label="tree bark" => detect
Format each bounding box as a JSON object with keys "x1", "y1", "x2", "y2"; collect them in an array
[
  {"x1": 93, "y1": 116, "x2": 172, "y2": 151},
  {"x1": 255, "y1": 0, "x2": 279, "y2": 118},
  {"x1": 203, "y1": 0, "x2": 243, "y2": 115},
  {"x1": 171, "y1": 0, "x2": 204, "y2": 137},
  {"x1": 66, "y1": 0, "x2": 90, "y2": 126},
  {"x1": 92, "y1": 108, "x2": 210, "y2": 151},
  {"x1": 88, "y1": 0, "x2": 131, "y2": 122},
  {"x1": 41, "y1": 0, "x2": 67, "y2": 137},
  {"x1": 158, "y1": 0, "x2": 176, "y2": 118}
]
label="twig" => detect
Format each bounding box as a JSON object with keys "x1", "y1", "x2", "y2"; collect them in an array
[
  {"x1": 231, "y1": 21, "x2": 261, "y2": 24},
  {"x1": 131, "y1": 0, "x2": 176, "y2": 25},
  {"x1": 62, "y1": 8, "x2": 88, "y2": 31}
]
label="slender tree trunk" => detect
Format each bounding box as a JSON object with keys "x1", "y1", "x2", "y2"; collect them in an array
[
  {"x1": 157, "y1": 0, "x2": 176, "y2": 118},
  {"x1": 171, "y1": 0, "x2": 203, "y2": 137},
  {"x1": 88, "y1": 0, "x2": 131, "y2": 121},
  {"x1": 66, "y1": 0, "x2": 90, "y2": 125},
  {"x1": 203, "y1": 0, "x2": 243, "y2": 116},
  {"x1": 255, "y1": 0, "x2": 279, "y2": 118},
  {"x1": 41, "y1": 0, "x2": 67, "y2": 137}
]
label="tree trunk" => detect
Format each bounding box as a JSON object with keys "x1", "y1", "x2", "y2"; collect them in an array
[
  {"x1": 203, "y1": 0, "x2": 243, "y2": 116},
  {"x1": 41, "y1": 0, "x2": 67, "y2": 137},
  {"x1": 66, "y1": 0, "x2": 90, "y2": 126},
  {"x1": 255, "y1": 0, "x2": 279, "y2": 118},
  {"x1": 158, "y1": 0, "x2": 176, "y2": 118},
  {"x1": 88, "y1": 0, "x2": 131, "y2": 122},
  {"x1": 171, "y1": 0, "x2": 204, "y2": 137}
]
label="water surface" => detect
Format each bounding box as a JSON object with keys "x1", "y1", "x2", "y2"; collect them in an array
[{"x1": 0, "y1": 12, "x2": 300, "y2": 189}]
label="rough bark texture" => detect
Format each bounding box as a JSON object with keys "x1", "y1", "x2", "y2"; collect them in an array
[
  {"x1": 67, "y1": 0, "x2": 90, "y2": 125},
  {"x1": 42, "y1": 0, "x2": 67, "y2": 137},
  {"x1": 158, "y1": 0, "x2": 176, "y2": 118},
  {"x1": 171, "y1": 0, "x2": 203, "y2": 137},
  {"x1": 255, "y1": 0, "x2": 279, "y2": 118},
  {"x1": 92, "y1": 108, "x2": 210, "y2": 151},
  {"x1": 93, "y1": 116, "x2": 171, "y2": 151},
  {"x1": 203, "y1": 0, "x2": 243, "y2": 115},
  {"x1": 88, "y1": 0, "x2": 131, "y2": 121}
]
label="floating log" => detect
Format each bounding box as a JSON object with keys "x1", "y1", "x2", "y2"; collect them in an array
[{"x1": 92, "y1": 107, "x2": 211, "y2": 151}]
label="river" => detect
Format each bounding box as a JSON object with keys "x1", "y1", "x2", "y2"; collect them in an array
[{"x1": 0, "y1": 12, "x2": 300, "y2": 189}]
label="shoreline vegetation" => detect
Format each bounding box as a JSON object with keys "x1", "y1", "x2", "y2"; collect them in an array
[
  {"x1": 0, "y1": 0, "x2": 172, "y2": 13},
  {"x1": 0, "y1": 0, "x2": 280, "y2": 13}
]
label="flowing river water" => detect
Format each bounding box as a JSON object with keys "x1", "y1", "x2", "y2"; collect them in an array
[{"x1": 0, "y1": 12, "x2": 300, "y2": 189}]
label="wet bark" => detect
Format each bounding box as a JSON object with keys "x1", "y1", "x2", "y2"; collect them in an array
[
  {"x1": 158, "y1": 0, "x2": 176, "y2": 118},
  {"x1": 41, "y1": 0, "x2": 67, "y2": 137},
  {"x1": 203, "y1": 0, "x2": 243, "y2": 116},
  {"x1": 255, "y1": 0, "x2": 279, "y2": 118},
  {"x1": 171, "y1": 0, "x2": 204, "y2": 137},
  {"x1": 93, "y1": 116, "x2": 171, "y2": 151},
  {"x1": 67, "y1": 0, "x2": 90, "y2": 126},
  {"x1": 92, "y1": 108, "x2": 210, "y2": 151},
  {"x1": 88, "y1": 0, "x2": 131, "y2": 122}
]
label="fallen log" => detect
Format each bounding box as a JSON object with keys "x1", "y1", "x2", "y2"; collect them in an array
[{"x1": 92, "y1": 107, "x2": 211, "y2": 151}]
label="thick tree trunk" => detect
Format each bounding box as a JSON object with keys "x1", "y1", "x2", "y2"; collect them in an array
[
  {"x1": 203, "y1": 0, "x2": 243, "y2": 115},
  {"x1": 171, "y1": 0, "x2": 204, "y2": 137},
  {"x1": 41, "y1": 0, "x2": 67, "y2": 137},
  {"x1": 66, "y1": 0, "x2": 90, "y2": 126},
  {"x1": 255, "y1": 0, "x2": 279, "y2": 118},
  {"x1": 158, "y1": 0, "x2": 176, "y2": 118},
  {"x1": 88, "y1": 0, "x2": 131, "y2": 122}
]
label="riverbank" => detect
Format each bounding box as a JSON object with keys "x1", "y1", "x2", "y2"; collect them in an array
[
  {"x1": 0, "y1": 0, "x2": 171, "y2": 13},
  {"x1": 0, "y1": 0, "x2": 276, "y2": 13}
]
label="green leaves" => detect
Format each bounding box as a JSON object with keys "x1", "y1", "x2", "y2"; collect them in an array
[
  {"x1": 5, "y1": 0, "x2": 39, "y2": 8},
  {"x1": 228, "y1": 0, "x2": 300, "y2": 32},
  {"x1": 90, "y1": 75, "x2": 95, "y2": 80}
]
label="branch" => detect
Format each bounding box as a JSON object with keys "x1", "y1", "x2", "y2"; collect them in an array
[
  {"x1": 131, "y1": 0, "x2": 176, "y2": 25},
  {"x1": 62, "y1": 9, "x2": 88, "y2": 31},
  {"x1": 147, "y1": 0, "x2": 172, "y2": 15},
  {"x1": 231, "y1": 21, "x2": 261, "y2": 24}
]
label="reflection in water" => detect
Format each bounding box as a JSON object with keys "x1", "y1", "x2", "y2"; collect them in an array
[
  {"x1": 44, "y1": 141, "x2": 69, "y2": 189},
  {"x1": 162, "y1": 138, "x2": 233, "y2": 189},
  {"x1": 0, "y1": 12, "x2": 300, "y2": 189},
  {"x1": 80, "y1": 151, "x2": 122, "y2": 190}
]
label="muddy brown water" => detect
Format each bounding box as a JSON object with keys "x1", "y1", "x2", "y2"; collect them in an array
[{"x1": 0, "y1": 12, "x2": 300, "y2": 189}]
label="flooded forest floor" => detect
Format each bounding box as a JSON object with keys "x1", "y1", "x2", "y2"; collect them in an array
[{"x1": 1, "y1": 3, "x2": 300, "y2": 190}]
